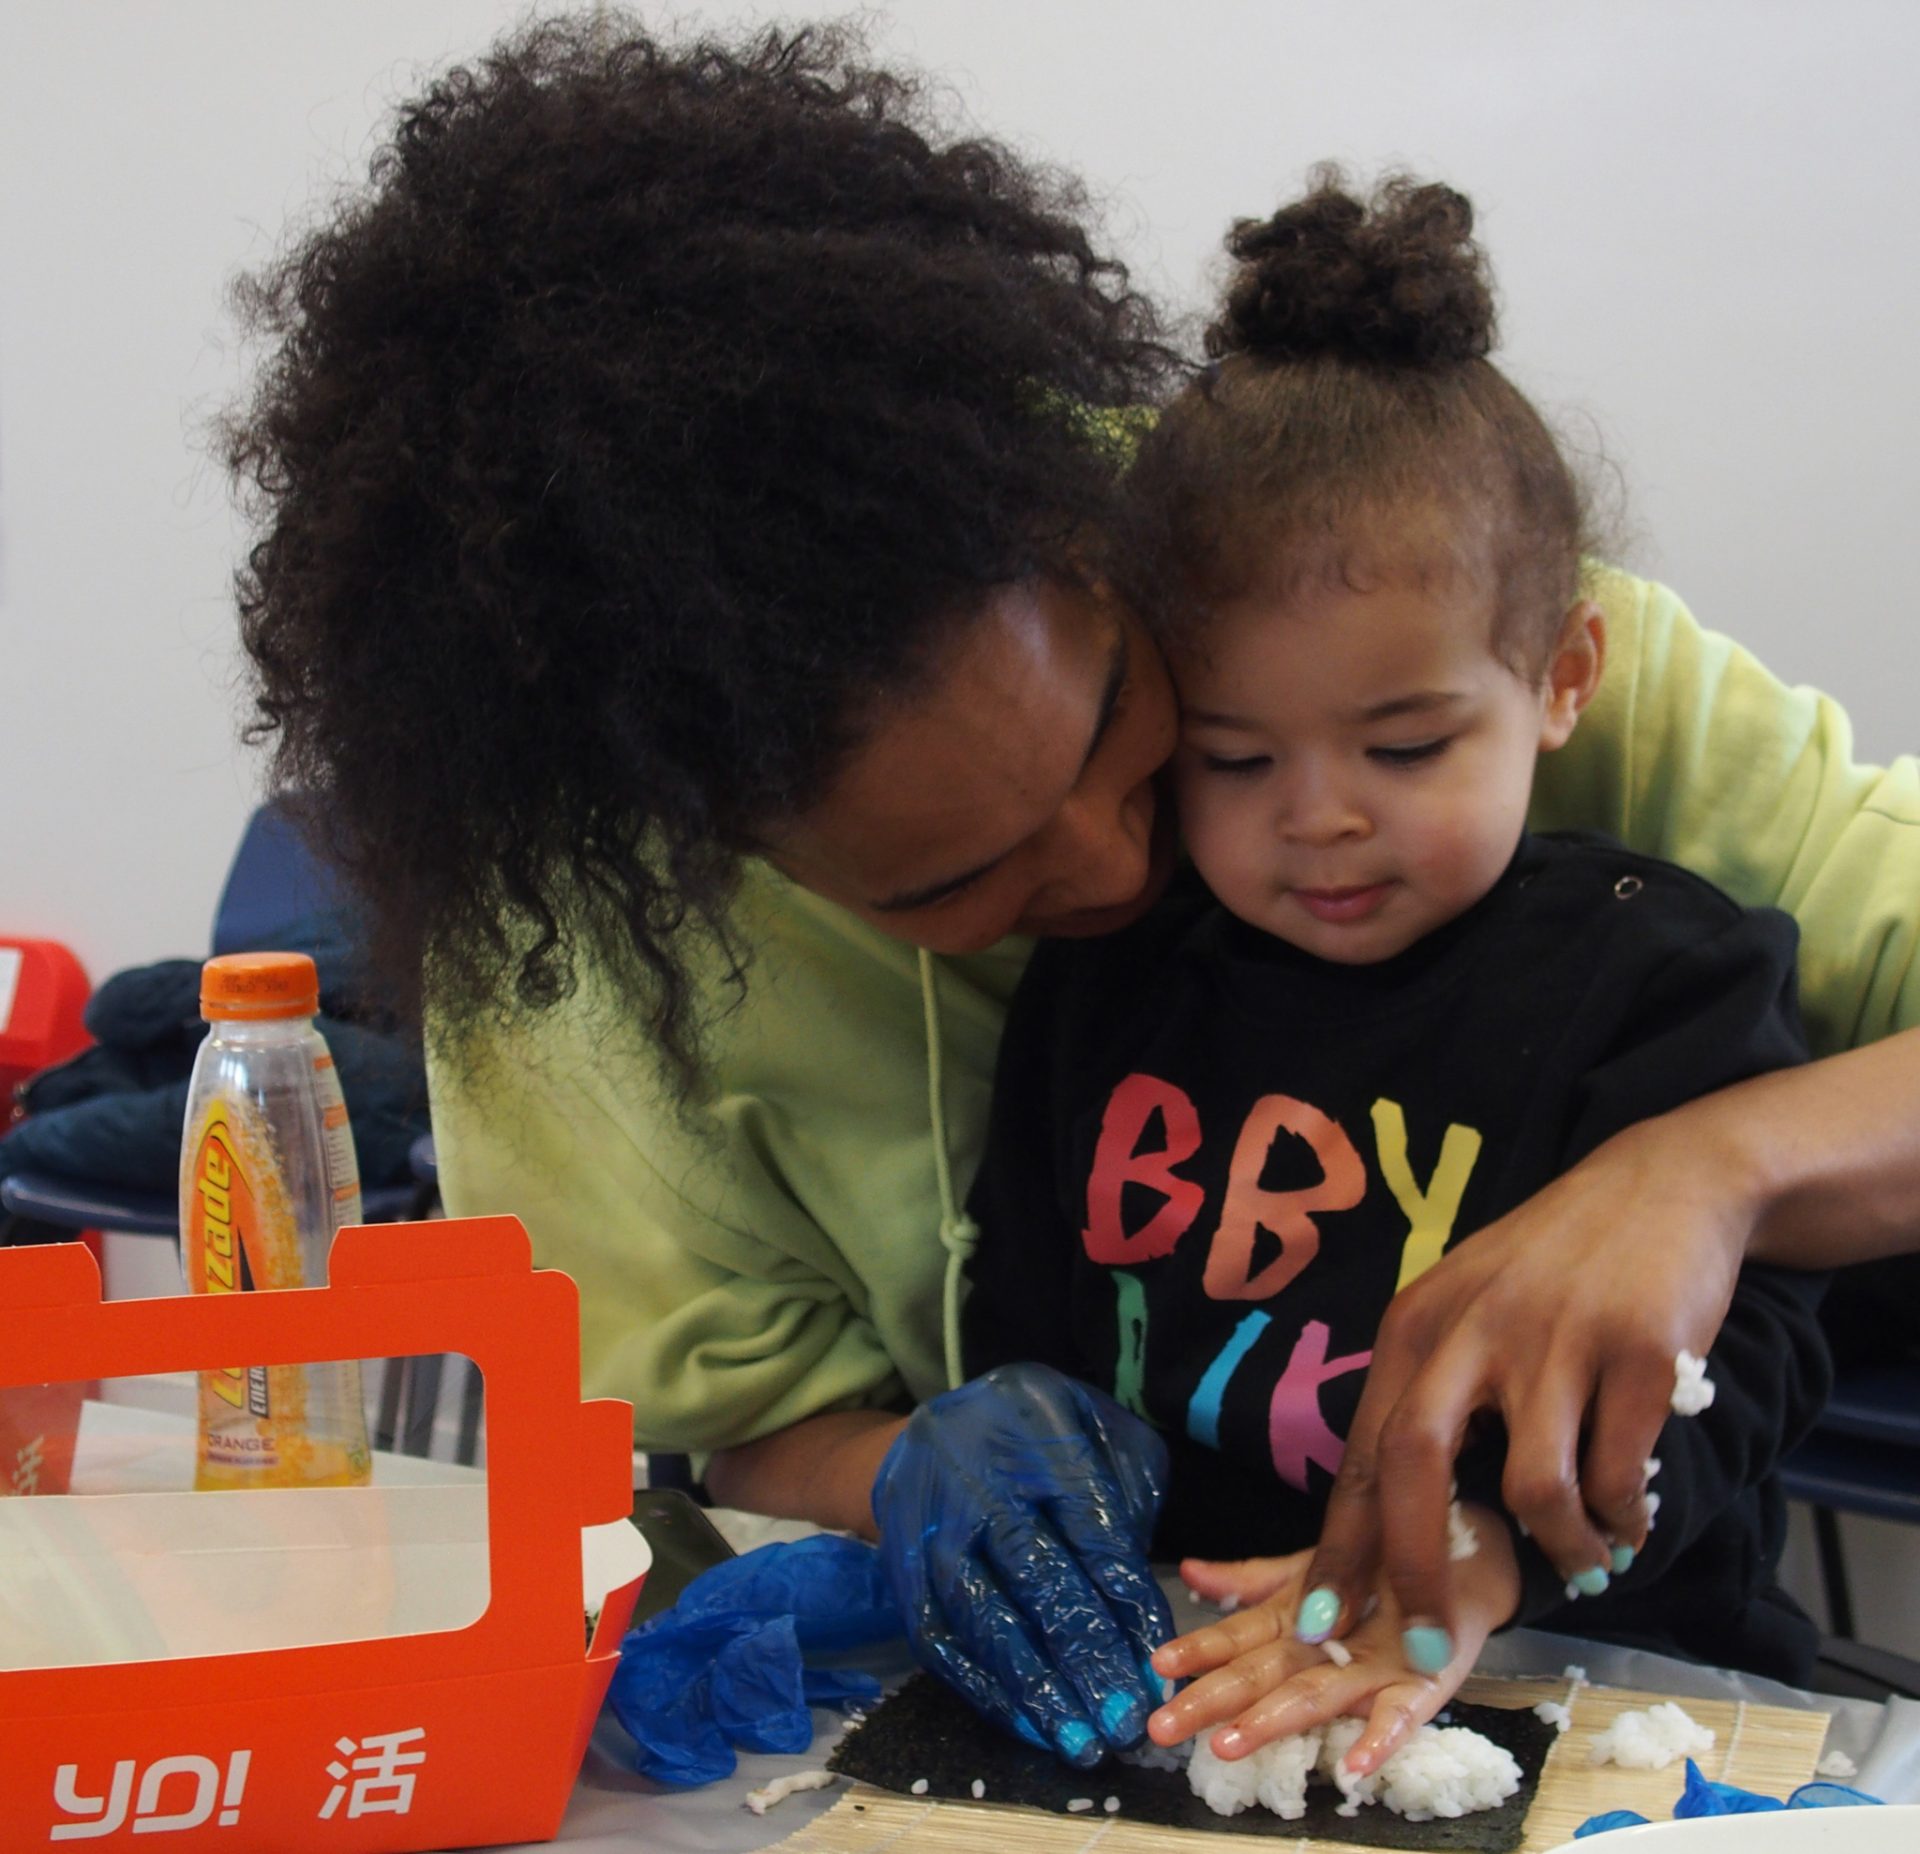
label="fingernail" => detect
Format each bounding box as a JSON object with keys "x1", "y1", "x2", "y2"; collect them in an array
[
  {"x1": 1610, "y1": 1543, "x2": 1636, "y2": 1575},
  {"x1": 1143, "y1": 1657, "x2": 1174, "y2": 1703},
  {"x1": 1569, "y1": 1565, "x2": 1611, "y2": 1598},
  {"x1": 1296, "y1": 1586, "x2": 1341, "y2": 1643},
  {"x1": 1098, "y1": 1690, "x2": 1138, "y2": 1739},
  {"x1": 1056, "y1": 1720, "x2": 1096, "y2": 1764},
  {"x1": 1214, "y1": 1728, "x2": 1247, "y2": 1758},
  {"x1": 1402, "y1": 1624, "x2": 1452, "y2": 1673}
]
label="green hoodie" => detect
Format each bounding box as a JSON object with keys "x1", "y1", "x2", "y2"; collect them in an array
[{"x1": 430, "y1": 567, "x2": 1920, "y2": 1452}]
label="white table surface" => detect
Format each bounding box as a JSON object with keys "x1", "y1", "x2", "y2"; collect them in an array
[
  {"x1": 47, "y1": 1421, "x2": 1917, "y2": 1847},
  {"x1": 520, "y1": 1515, "x2": 1920, "y2": 1854}
]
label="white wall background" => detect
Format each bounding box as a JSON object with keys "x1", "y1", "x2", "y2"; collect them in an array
[
  {"x1": 2, "y1": 2, "x2": 1916, "y2": 1651},
  {"x1": 5, "y1": 0, "x2": 1918, "y2": 977}
]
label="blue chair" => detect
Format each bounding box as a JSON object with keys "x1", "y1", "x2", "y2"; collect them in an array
[
  {"x1": 408, "y1": 1131, "x2": 438, "y2": 1195},
  {"x1": 1781, "y1": 1362, "x2": 1920, "y2": 1643},
  {"x1": 0, "y1": 1169, "x2": 419, "y2": 1236},
  {"x1": 2, "y1": 799, "x2": 422, "y2": 1236},
  {"x1": 0, "y1": 802, "x2": 462, "y2": 1459},
  {"x1": 208, "y1": 799, "x2": 355, "y2": 959}
]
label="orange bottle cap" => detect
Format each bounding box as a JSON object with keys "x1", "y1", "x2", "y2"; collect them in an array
[{"x1": 200, "y1": 951, "x2": 320, "y2": 1020}]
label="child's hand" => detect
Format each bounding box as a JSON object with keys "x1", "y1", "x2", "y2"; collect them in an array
[
  {"x1": 1175, "y1": 1548, "x2": 1315, "y2": 1617},
  {"x1": 1147, "y1": 1506, "x2": 1520, "y2": 1779}
]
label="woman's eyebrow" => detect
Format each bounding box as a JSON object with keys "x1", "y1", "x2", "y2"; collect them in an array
[{"x1": 870, "y1": 621, "x2": 1131, "y2": 915}]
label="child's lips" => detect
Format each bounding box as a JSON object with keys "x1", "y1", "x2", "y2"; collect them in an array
[{"x1": 1291, "y1": 882, "x2": 1394, "y2": 923}]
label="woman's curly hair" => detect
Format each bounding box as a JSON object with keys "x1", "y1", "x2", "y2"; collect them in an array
[
  {"x1": 225, "y1": 14, "x2": 1173, "y2": 1090},
  {"x1": 1117, "y1": 167, "x2": 1594, "y2": 670}
]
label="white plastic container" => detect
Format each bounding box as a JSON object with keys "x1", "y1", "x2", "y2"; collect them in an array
[{"x1": 178, "y1": 951, "x2": 371, "y2": 1487}]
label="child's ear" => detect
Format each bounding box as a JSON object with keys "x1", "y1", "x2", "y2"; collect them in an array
[{"x1": 1538, "y1": 600, "x2": 1606, "y2": 751}]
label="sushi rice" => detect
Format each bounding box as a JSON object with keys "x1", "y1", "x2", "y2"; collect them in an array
[
  {"x1": 1587, "y1": 1701, "x2": 1715, "y2": 1769},
  {"x1": 1189, "y1": 1713, "x2": 1521, "y2": 1823}
]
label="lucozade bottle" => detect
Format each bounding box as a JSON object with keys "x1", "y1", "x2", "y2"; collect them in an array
[{"x1": 179, "y1": 951, "x2": 371, "y2": 1487}]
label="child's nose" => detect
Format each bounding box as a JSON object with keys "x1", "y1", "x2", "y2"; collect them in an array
[{"x1": 1278, "y1": 769, "x2": 1367, "y2": 845}]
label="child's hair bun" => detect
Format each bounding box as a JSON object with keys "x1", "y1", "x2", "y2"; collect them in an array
[{"x1": 1210, "y1": 166, "x2": 1495, "y2": 368}]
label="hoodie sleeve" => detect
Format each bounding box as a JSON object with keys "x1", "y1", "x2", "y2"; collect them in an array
[
  {"x1": 1474, "y1": 884, "x2": 1831, "y2": 1632},
  {"x1": 1534, "y1": 567, "x2": 1920, "y2": 1057}
]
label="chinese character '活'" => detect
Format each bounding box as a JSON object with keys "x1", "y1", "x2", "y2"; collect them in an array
[{"x1": 319, "y1": 1727, "x2": 427, "y2": 1821}]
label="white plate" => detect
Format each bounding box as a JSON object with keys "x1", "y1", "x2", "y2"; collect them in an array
[{"x1": 1543, "y1": 1804, "x2": 1920, "y2": 1852}]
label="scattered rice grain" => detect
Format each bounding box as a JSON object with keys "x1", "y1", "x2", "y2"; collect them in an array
[
  {"x1": 1671, "y1": 1349, "x2": 1716, "y2": 1415},
  {"x1": 1120, "y1": 1737, "x2": 1190, "y2": 1772},
  {"x1": 745, "y1": 1771, "x2": 836, "y2": 1815}
]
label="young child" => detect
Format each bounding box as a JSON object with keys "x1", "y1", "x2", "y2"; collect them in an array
[{"x1": 960, "y1": 172, "x2": 1830, "y2": 1775}]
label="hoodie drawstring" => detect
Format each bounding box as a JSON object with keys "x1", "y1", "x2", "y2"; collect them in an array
[{"x1": 919, "y1": 947, "x2": 979, "y2": 1389}]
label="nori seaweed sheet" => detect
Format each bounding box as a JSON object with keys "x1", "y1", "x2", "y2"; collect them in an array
[{"x1": 828, "y1": 1673, "x2": 1556, "y2": 1852}]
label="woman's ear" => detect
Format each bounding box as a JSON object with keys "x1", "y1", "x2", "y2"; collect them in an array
[{"x1": 1538, "y1": 600, "x2": 1606, "y2": 751}]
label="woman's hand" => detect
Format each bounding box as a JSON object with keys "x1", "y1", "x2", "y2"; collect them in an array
[
  {"x1": 1297, "y1": 1109, "x2": 1754, "y2": 1669},
  {"x1": 1149, "y1": 1507, "x2": 1521, "y2": 1778},
  {"x1": 869, "y1": 1363, "x2": 1177, "y2": 1768}
]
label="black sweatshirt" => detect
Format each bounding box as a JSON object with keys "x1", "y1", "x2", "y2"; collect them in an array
[{"x1": 962, "y1": 833, "x2": 1831, "y2": 1684}]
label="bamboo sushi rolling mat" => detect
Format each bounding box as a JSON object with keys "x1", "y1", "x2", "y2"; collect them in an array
[{"x1": 770, "y1": 1674, "x2": 1834, "y2": 1854}]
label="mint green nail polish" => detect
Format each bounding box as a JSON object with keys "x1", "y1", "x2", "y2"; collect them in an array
[
  {"x1": 1571, "y1": 1565, "x2": 1610, "y2": 1597},
  {"x1": 1402, "y1": 1625, "x2": 1452, "y2": 1673},
  {"x1": 1296, "y1": 1586, "x2": 1340, "y2": 1643},
  {"x1": 1610, "y1": 1543, "x2": 1636, "y2": 1575}
]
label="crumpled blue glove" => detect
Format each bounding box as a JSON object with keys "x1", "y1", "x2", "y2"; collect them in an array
[
  {"x1": 1574, "y1": 1757, "x2": 1883, "y2": 1835},
  {"x1": 870, "y1": 1362, "x2": 1176, "y2": 1769},
  {"x1": 606, "y1": 1534, "x2": 902, "y2": 1788}
]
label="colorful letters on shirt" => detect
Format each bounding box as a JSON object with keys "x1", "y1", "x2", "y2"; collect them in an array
[{"x1": 1080, "y1": 1073, "x2": 1481, "y2": 1485}]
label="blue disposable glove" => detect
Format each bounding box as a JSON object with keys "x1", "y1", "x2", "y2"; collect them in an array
[
  {"x1": 1573, "y1": 1758, "x2": 1883, "y2": 1836},
  {"x1": 607, "y1": 1534, "x2": 901, "y2": 1788},
  {"x1": 870, "y1": 1362, "x2": 1177, "y2": 1769}
]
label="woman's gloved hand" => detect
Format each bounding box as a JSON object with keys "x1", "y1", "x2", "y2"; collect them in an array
[{"x1": 870, "y1": 1362, "x2": 1177, "y2": 1767}]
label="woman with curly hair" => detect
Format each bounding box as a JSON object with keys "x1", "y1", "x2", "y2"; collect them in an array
[{"x1": 227, "y1": 14, "x2": 1920, "y2": 1764}]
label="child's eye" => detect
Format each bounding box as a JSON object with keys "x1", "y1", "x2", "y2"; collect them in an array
[
  {"x1": 1369, "y1": 738, "x2": 1451, "y2": 768},
  {"x1": 1199, "y1": 752, "x2": 1272, "y2": 776}
]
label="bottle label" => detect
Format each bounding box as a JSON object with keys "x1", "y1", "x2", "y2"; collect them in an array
[
  {"x1": 180, "y1": 1094, "x2": 371, "y2": 1487},
  {"x1": 183, "y1": 1104, "x2": 273, "y2": 1424},
  {"x1": 312, "y1": 1053, "x2": 364, "y2": 1222}
]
